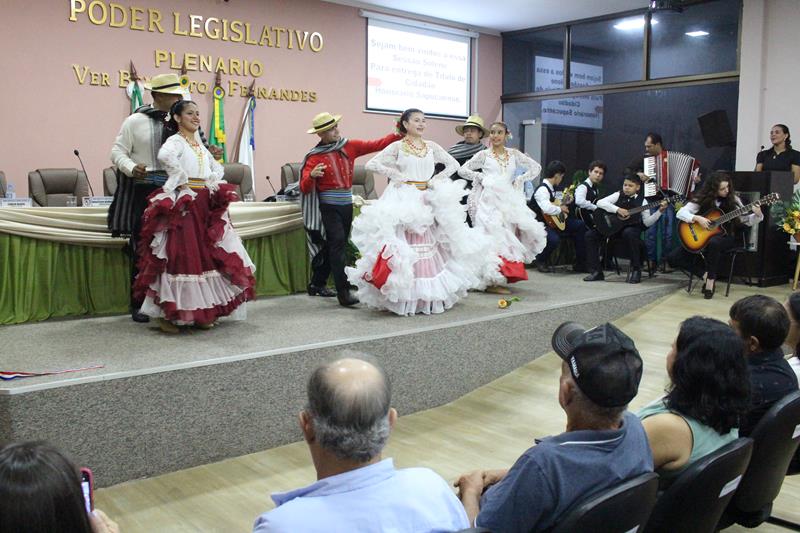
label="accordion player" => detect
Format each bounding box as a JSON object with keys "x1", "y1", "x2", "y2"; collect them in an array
[{"x1": 643, "y1": 150, "x2": 700, "y2": 199}]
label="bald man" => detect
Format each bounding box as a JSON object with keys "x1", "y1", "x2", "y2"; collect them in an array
[{"x1": 252, "y1": 355, "x2": 468, "y2": 533}]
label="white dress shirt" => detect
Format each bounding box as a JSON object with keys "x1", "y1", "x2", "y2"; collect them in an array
[
  {"x1": 597, "y1": 192, "x2": 662, "y2": 228},
  {"x1": 533, "y1": 180, "x2": 562, "y2": 216}
]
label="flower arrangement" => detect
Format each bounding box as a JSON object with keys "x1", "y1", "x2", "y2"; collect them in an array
[
  {"x1": 770, "y1": 189, "x2": 800, "y2": 238},
  {"x1": 498, "y1": 296, "x2": 521, "y2": 309}
]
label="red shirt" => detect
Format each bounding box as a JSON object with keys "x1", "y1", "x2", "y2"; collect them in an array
[{"x1": 300, "y1": 133, "x2": 401, "y2": 194}]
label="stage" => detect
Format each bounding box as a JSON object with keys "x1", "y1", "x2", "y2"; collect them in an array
[{"x1": 0, "y1": 270, "x2": 683, "y2": 486}]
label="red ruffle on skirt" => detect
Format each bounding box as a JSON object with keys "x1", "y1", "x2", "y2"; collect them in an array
[{"x1": 133, "y1": 184, "x2": 255, "y2": 324}]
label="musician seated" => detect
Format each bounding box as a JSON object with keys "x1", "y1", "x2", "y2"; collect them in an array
[
  {"x1": 671, "y1": 172, "x2": 762, "y2": 299},
  {"x1": 584, "y1": 175, "x2": 667, "y2": 284},
  {"x1": 573, "y1": 160, "x2": 607, "y2": 224},
  {"x1": 529, "y1": 161, "x2": 587, "y2": 273}
]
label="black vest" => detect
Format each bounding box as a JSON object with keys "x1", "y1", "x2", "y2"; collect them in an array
[
  {"x1": 572, "y1": 181, "x2": 599, "y2": 218},
  {"x1": 615, "y1": 192, "x2": 643, "y2": 225},
  {"x1": 529, "y1": 183, "x2": 555, "y2": 222}
]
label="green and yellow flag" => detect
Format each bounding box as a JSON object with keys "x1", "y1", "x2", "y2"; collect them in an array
[{"x1": 209, "y1": 72, "x2": 227, "y2": 163}]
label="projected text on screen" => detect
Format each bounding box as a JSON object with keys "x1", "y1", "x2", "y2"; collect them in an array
[{"x1": 367, "y1": 19, "x2": 470, "y2": 118}]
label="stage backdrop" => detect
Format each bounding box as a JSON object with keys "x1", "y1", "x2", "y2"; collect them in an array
[{"x1": 0, "y1": 0, "x2": 501, "y2": 197}]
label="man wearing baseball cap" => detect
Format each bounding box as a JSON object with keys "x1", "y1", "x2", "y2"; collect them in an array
[{"x1": 455, "y1": 322, "x2": 654, "y2": 532}]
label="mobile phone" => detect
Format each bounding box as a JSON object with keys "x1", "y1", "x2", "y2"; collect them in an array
[{"x1": 80, "y1": 467, "x2": 94, "y2": 513}]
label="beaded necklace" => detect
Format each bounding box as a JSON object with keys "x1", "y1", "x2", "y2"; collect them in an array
[
  {"x1": 181, "y1": 132, "x2": 205, "y2": 179},
  {"x1": 402, "y1": 137, "x2": 428, "y2": 158},
  {"x1": 490, "y1": 148, "x2": 510, "y2": 172}
]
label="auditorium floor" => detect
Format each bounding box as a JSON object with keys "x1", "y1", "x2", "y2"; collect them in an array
[{"x1": 95, "y1": 283, "x2": 798, "y2": 532}]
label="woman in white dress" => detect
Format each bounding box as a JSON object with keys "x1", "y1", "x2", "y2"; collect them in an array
[
  {"x1": 346, "y1": 108, "x2": 484, "y2": 316},
  {"x1": 133, "y1": 100, "x2": 256, "y2": 333},
  {"x1": 458, "y1": 122, "x2": 547, "y2": 294}
]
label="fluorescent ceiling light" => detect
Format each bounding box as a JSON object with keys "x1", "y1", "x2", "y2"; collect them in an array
[
  {"x1": 685, "y1": 30, "x2": 710, "y2": 37},
  {"x1": 613, "y1": 17, "x2": 658, "y2": 30}
]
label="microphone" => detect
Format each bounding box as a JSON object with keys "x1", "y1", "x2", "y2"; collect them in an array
[
  {"x1": 265, "y1": 175, "x2": 277, "y2": 195},
  {"x1": 73, "y1": 149, "x2": 96, "y2": 196}
]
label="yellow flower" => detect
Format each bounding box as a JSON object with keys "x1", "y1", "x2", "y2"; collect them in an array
[
  {"x1": 784, "y1": 223, "x2": 792, "y2": 232},
  {"x1": 498, "y1": 299, "x2": 509, "y2": 309},
  {"x1": 793, "y1": 211, "x2": 800, "y2": 219}
]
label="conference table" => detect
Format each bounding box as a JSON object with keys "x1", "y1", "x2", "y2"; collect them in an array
[{"x1": 0, "y1": 202, "x2": 309, "y2": 325}]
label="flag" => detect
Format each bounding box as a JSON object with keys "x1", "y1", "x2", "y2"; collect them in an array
[
  {"x1": 129, "y1": 81, "x2": 143, "y2": 114},
  {"x1": 235, "y1": 95, "x2": 257, "y2": 193},
  {"x1": 209, "y1": 75, "x2": 227, "y2": 163}
]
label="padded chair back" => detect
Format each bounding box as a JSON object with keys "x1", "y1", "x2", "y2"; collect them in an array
[
  {"x1": 643, "y1": 437, "x2": 754, "y2": 533},
  {"x1": 103, "y1": 166, "x2": 118, "y2": 197},
  {"x1": 280, "y1": 162, "x2": 302, "y2": 189},
  {"x1": 551, "y1": 472, "x2": 659, "y2": 533},
  {"x1": 728, "y1": 390, "x2": 800, "y2": 516},
  {"x1": 28, "y1": 168, "x2": 90, "y2": 206},
  {"x1": 222, "y1": 163, "x2": 254, "y2": 199},
  {"x1": 0, "y1": 170, "x2": 6, "y2": 197},
  {"x1": 352, "y1": 164, "x2": 378, "y2": 199}
]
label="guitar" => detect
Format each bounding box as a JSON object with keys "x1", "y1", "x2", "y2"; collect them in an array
[
  {"x1": 677, "y1": 193, "x2": 780, "y2": 253},
  {"x1": 593, "y1": 195, "x2": 684, "y2": 238},
  {"x1": 543, "y1": 190, "x2": 572, "y2": 231}
]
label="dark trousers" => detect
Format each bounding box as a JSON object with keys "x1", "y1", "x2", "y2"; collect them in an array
[
  {"x1": 129, "y1": 182, "x2": 160, "y2": 309},
  {"x1": 703, "y1": 234, "x2": 738, "y2": 280},
  {"x1": 311, "y1": 203, "x2": 353, "y2": 291},
  {"x1": 586, "y1": 226, "x2": 644, "y2": 272},
  {"x1": 537, "y1": 218, "x2": 587, "y2": 265}
]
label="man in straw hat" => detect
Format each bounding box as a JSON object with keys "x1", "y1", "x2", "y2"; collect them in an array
[
  {"x1": 109, "y1": 72, "x2": 220, "y2": 323},
  {"x1": 441, "y1": 115, "x2": 488, "y2": 224},
  {"x1": 300, "y1": 112, "x2": 401, "y2": 307},
  {"x1": 455, "y1": 321, "x2": 653, "y2": 532}
]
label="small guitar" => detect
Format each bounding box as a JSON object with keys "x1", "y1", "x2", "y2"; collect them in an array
[
  {"x1": 678, "y1": 193, "x2": 780, "y2": 253},
  {"x1": 543, "y1": 191, "x2": 572, "y2": 231},
  {"x1": 593, "y1": 195, "x2": 684, "y2": 238}
]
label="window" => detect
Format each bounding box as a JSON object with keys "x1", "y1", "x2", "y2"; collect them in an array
[
  {"x1": 650, "y1": 0, "x2": 740, "y2": 79},
  {"x1": 365, "y1": 15, "x2": 472, "y2": 118},
  {"x1": 504, "y1": 27, "x2": 565, "y2": 94},
  {"x1": 570, "y1": 16, "x2": 645, "y2": 87}
]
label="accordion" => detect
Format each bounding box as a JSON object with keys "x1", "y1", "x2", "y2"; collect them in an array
[{"x1": 643, "y1": 150, "x2": 699, "y2": 198}]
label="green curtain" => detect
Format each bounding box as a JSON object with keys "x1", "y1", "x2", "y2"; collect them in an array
[{"x1": 0, "y1": 228, "x2": 308, "y2": 325}]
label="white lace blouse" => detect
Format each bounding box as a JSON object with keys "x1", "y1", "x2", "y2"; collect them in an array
[
  {"x1": 458, "y1": 148, "x2": 541, "y2": 188},
  {"x1": 366, "y1": 140, "x2": 459, "y2": 183},
  {"x1": 157, "y1": 134, "x2": 225, "y2": 193}
]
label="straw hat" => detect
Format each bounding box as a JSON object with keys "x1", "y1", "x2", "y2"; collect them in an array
[
  {"x1": 144, "y1": 73, "x2": 184, "y2": 95},
  {"x1": 307, "y1": 112, "x2": 342, "y2": 134},
  {"x1": 455, "y1": 115, "x2": 489, "y2": 136}
]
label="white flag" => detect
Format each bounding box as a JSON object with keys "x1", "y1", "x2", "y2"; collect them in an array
[{"x1": 237, "y1": 96, "x2": 256, "y2": 194}]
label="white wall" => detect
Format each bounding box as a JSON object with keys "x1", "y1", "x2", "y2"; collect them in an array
[{"x1": 736, "y1": 0, "x2": 800, "y2": 170}]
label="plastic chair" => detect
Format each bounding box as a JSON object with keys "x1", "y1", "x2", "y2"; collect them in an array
[
  {"x1": 642, "y1": 438, "x2": 754, "y2": 533},
  {"x1": 551, "y1": 472, "x2": 659, "y2": 533},
  {"x1": 718, "y1": 390, "x2": 800, "y2": 530}
]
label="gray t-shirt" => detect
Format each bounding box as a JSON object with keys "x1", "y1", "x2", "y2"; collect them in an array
[{"x1": 476, "y1": 411, "x2": 653, "y2": 533}]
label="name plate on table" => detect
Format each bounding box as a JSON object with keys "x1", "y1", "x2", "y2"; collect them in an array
[
  {"x1": 0, "y1": 198, "x2": 33, "y2": 207},
  {"x1": 82, "y1": 196, "x2": 114, "y2": 207}
]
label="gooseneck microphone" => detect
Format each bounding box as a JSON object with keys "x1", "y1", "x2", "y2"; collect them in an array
[
  {"x1": 265, "y1": 175, "x2": 277, "y2": 195},
  {"x1": 73, "y1": 149, "x2": 96, "y2": 196}
]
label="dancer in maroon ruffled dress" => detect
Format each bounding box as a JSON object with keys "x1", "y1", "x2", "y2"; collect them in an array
[{"x1": 133, "y1": 100, "x2": 256, "y2": 333}]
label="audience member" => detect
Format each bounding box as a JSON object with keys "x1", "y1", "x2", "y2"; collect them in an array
[
  {"x1": 638, "y1": 316, "x2": 750, "y2": 486},
  {"x1": 729, "y1": 295, "x2": 798, "y2": 436},
  {"x1": 455, "y1": 322, "x2": 652, "y2": 532},
  {"x1": 784, "y1": 292, "x2": 800, "y2": 382},
  {"x1": 0, "y1": 441, "x2": 119, "y2": 533},
  {"x1": 252, "y1": 354, "x2": 468, "y2": 533}
]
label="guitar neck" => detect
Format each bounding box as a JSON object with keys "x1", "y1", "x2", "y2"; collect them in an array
[
  {"x1": 711, "y1": 200, "x2": 762, "y2": 227},
  {"x1": 626, "y1": 197, "x2": 671, "y2": 215}
]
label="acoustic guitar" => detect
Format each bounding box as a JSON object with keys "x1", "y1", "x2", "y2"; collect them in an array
[
  {"x1": 677, "y1": 193, "x2": 780, "y2": 253},
  {"x1": 543, "y1": 191, "x2": 572, "y2": 231},
  {"x1": 593, "y1": 195, "x2": 684, "y2": 238}
]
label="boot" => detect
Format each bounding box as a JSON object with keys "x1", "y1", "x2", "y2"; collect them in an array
[
  {"x1": 583, "y1": 271, "x2": 605, "y2": 282},
  {"x1": 337, "y1": 289, "x2": 359, "y2": 307}
]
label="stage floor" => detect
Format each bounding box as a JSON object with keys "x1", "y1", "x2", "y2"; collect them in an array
[{"x1": 1, "y1": 269, "x2": 685, "y2": 393}]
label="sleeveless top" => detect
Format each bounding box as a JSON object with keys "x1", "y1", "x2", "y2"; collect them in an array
[{"x1": 637, "y1": 398, "x2": 738, "y2": 484}]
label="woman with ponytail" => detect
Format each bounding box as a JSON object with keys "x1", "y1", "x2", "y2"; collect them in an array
[
  {"x1": 133, "y1": 100, "x2": 255, "y2": 333},
  {"x1": 756, "y1": 124, "x2": 800, "y2": 188}
]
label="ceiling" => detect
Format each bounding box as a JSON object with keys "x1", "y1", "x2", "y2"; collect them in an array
[{"x1": 322, "y1": 0, "x2": 651, "y2": 33}]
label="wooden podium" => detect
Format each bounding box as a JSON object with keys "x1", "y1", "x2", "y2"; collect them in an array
[{"x1": 730, "y1": 171, "x2": 793, "y2": 287}]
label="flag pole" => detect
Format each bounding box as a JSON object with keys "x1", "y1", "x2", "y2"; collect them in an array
[{"x1": 232, "y1": 79, "x2": 256, "y2": 162}]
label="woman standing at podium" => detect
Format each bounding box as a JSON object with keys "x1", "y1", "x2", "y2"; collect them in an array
[
  {"x1": 133, "y1": 100, "x2": 256, "y2": 333},
  {"x1": 755, "y1": 124, "x2": 800, "y2": 189}
]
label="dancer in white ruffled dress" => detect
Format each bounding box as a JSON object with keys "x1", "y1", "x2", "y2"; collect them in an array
[
  {"x1": 346, "y1": 108, "x2": 485, "y2": 316},
  {"x1": 458, "y1": 121, "x2": 547, "y2": 293}
]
